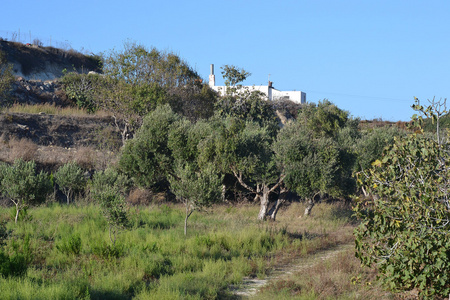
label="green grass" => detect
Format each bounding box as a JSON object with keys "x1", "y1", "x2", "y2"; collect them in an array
[{"x1": 0, "y1": 201, "x2": 367, "y2": 299}]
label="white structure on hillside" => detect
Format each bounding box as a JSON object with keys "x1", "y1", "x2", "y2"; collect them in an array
[{"x1": 208, "y1": 64, "x2": 306, "y2": 104}]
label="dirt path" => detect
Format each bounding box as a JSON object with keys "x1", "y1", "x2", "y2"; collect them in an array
[{"x1": 230, "y1": 243, "x2": 354, "y2": 298}]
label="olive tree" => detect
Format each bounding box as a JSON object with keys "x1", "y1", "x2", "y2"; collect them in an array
[
  {"x1": 119, "y1": 105, "x2": 180, "y2": 188},
  {"x1": 89, "y1": 168, "x2": 131, "y2": 245},
  {"x1": 201, "y1": 117, "x2": 284, "y2": 220},
  {"x1": 169, "y1": 162, "x2": 222, "y2": 235},
  {"x1": 119, "y1": 105, "x2": 223, "y2": 234},
  {"x1": 0, "y1": 159, "x2": 52, "y2": 223},
  {"x1": 95, "y1": 186, "x2": 129, "y2": 245},
  {"x1": 90, "y1": 168, "x2": 130, "y2": 199},
  {"x1": 274, "y1": 100, "x2": 359, "y2": 216},
  {"x1": 54, "y1": 162, "x2": 86, "y2": 204},
  {"x1": 274, "y1": 126, "x2": 342, "y2": 216},
  {"x1": 203, "y1": 66, "x2": 286, "y2": 220}
]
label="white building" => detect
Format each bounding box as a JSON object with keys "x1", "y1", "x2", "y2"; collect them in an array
[{"x1": 208, "y1": 64, "x2": 306, "y2": 104}]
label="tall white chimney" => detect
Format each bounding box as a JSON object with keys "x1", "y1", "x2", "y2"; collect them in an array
[{"x1": 209, "y1": 64, "x2": 215, "y2": 87}]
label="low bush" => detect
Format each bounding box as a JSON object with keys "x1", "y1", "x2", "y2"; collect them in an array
[
  {"x1": 0, "y1": 159, "x2": 52, "y2": 223},
  {"x1": 6, "y1": 138, "x2": 38, "y2": 162},
  {"x1": 0, "y1": 233, "x2": 32, "y2": 278},
  {"x1": 54, "y1": 161, "x2": 86, "y2": 204},
  {"x1": 90, "y1": 241, "x2": 126, "y2": 259},
  {"x1": 0, "y1": 251, "x2": 28, "y2": 277},
  {"x1": 55, "y1": 233, "x2": 82, "y2": 256},
  {"x1": 143, "y1": 254, "x2": 174, "y2": 279},
  {"x1": 60, "y1": 72, "x2": 105, "y2": 113}
]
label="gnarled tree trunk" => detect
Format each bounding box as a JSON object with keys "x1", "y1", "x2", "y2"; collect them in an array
[
  {"x1": 231, "y1": 170, "x2": 285, "y2": 221},
  {"x1": 257, "y1": 185, "x2": 270, "y2": 220},
  {"x1": 304, "y1": 198, "x2": 314, "y2": 216},
  {"x1": 267, "y1": 186, "x2": 288, "y2": 221},
  {"x1": 304, "y1": 193, "x2": 320, "y2": 216}
]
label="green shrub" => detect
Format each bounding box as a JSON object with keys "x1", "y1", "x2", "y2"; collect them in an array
[
  {"x1": 0, "y1": 234, "x2": 32, "y2": 277},
  {"x1": 55, "y1": 233, "x2": 82, "y2": 256},
  {"x1": 0, "y1": 251, "x2": 28, "y2": 277},
  {"x1": 144, "y1": 254, "x2": 174, "y2": 279},
  {"x1": 91, "y1": 241, "x2": 125, "y2": 259},
  {"x1": 61, "y1": 72, "x2": 102, "y2": 113},
  {"x1": 54, "y1": 162, "x2": 86, "y2": 205},
  {"x1": 0, "y1": 159, "x2": 52, "y2": 223},
  {"x1": 90, "y1": 168, "x2": 130, "y2": 200},
  {"x1": 93, "y1": 186, "x2": 129, "y2": 245}
]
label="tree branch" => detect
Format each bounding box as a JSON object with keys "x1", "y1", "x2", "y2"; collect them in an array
[{"x1": 231, "y1": 168, "x2": 257, "y2": 194}]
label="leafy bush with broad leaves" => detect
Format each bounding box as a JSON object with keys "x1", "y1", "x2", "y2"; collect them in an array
[
  {"x1": 354, "y1": 101, "x2": 450, "y2": 298},
  {"x1": 355, "y1": 126, "x2": 405, "y2": 172},
  {"x1": 61, "y1": 72, "x2": 101, "y2": 113}
]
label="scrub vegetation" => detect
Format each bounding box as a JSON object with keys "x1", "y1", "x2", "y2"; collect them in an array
[
  {"x1": 0, "y1": 202, "x2": 357, "y2": 299},
  {"x1": 1, "y1": 40, "x2": 449, "y2": 299}
]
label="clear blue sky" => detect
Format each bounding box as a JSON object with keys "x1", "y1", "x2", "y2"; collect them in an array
[{"x1": 2, "y1": 0, "x2": 449, "y2": 121}]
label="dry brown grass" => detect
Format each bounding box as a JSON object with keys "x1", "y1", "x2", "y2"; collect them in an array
[
  {"x1": 253, "y1": 201, "x2": 434, "y2": 299},
  {"x1": 70, "y1": 146, "x2": 96, "y2": 170},
  {"x1": 6, "y1": 103, "x2": 89, "y2": 116},
  {"x1": 259, "y1": 247, "x2": 393, "y2": 300},
  {"x1": 38, "y1": 145, "x2": 118, "y2": 171},
  {"x1": 0, "y1": 137, "x2": 38, "y2": 162},
  {"x1": 0, "y1": 139, "x2": 118, "y2": 172},
  {"x1": 5, "y1": 103, "x2": 112, "y2": 118},
  {"x1": 127, "y1": 188, "x2": 154, "y2": 206},
  {"x1": 275, "y1": 201, "x2": 356, "y2": 247},
  {"x1": 36, "y1": 145, "x2": 71, "y2": 167},
  {"x1": 245, "y1": 201, "x2": 398, "y2": 300}
]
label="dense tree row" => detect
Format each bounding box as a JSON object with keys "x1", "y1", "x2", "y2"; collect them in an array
[{"x1": 2, "y1": 42, "x2": 408, "y2": 229}]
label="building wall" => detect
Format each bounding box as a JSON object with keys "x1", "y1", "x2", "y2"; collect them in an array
[
  {"x1": 210, "y1": 85, "x2": 306, "y2": 104},
  {"x1": 208, "y1": 64, "x2": 306, "y2": 104},
  {"x1": 271, "y1": 89, "x2": 306, "y2": 103}
]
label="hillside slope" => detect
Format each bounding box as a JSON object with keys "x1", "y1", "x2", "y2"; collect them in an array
[
  {"x1": 0, "y1": 40, "x2": 101, "y2": 80},
  {"x1": 0, "y1": 112, "x2": 120, "y2": 148}
]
